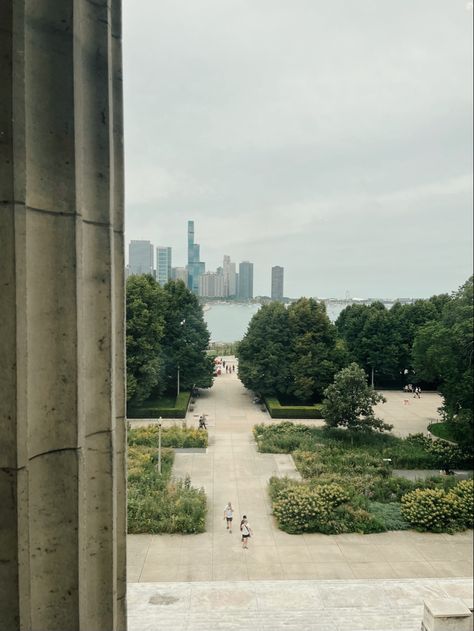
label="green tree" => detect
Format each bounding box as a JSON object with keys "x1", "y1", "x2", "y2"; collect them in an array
[
  {"x1": 322, "y1": 363, "x2": 392, "y2": 433},
  {"x1": 126, "y1": 275, "x2": 165, "y2": 403},
  {"x1": 413, "y1": 277, "x2": 473, "y2": 444},
  {"x1": 336, "y1": 302, "x2": 400, "y2": 385},
  {"x1": 161, "y1": 280, "x2": 214, "y2": 393},
  {"x1": 237, "y1": 302, "x2": 292, "y2": 398},
  {"x1": 288, "y1": 298, "x2": 343, "y2": 403}
]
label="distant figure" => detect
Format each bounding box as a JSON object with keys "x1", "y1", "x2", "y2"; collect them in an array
[
  {"x1": 240, "y1": 515, "x2": 252, "y2": 549},
  {"x1": 224, "y1": 502, "x2": 234, "y2": 533},
  {"x1": 198, "y1": 415, "x2": 207, "y2": 430},
  {"x1": 414, "y1": 386, "x2": 421, "y2": 399},
  {"x1": 232, "y1": 364, "x2": 235, "y2": 372},
  {"x1": 223, "y1": 360, "x2": 226, "y2": 368}
]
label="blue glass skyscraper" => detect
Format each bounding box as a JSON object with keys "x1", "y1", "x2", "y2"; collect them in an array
[{"x1": 187, "y1": 220, "x2": 205, "y2": 294}]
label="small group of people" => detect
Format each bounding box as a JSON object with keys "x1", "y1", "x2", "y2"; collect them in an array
[
  {"x1": 224, "y1": 502, "x2": 252, "y2": 549},
  {"x1": 222, "y1": 360, "x2": 236, "y2": 374},
  {"x1": 403, "y1": 384, "x2": 422, "y2": 398}
]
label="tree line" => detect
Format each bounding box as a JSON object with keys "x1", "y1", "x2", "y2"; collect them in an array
[
  {"x1": 126, "y1": 276, "x2": 214, "y2": 404},
  {"x1": 237, "y1": 277, "x2": 473, "y2": 436}
]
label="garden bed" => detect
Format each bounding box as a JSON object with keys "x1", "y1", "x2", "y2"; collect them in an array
[
  {"x1": 255, "y1": 422, "x2": 473, "y2": 535},
  {"x1": 127, "y1": 426, "x2": 207, "y2": 534}
]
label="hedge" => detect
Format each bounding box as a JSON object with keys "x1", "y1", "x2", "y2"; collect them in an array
[
  {"x1": 265, "y1": 397, "x2": 324, "y2": 419},
  {"x1": 128, "y1": 391, "x2": 191, "y2": 419},
  {"x1": 128, "y1": 425, "x2": 208, "y2": 449}
]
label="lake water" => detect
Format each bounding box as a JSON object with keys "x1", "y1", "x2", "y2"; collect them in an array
[{"x1": 203, "y1": 301, "x2": 354, "y2": 343}]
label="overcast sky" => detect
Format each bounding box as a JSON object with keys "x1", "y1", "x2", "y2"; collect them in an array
[{"x1": 123, "y1": 1, "x2": 473, "y2": 299}]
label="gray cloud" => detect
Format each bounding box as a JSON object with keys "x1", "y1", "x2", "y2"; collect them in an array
[{"x1": 124, "y1": 0, "x2": 473, "y2": 298}]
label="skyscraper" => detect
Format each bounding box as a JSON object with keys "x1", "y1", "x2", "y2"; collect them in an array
[
  {"x1": 223, "y1": 255, "x2": 237, "y2": 297},
  {"x1": 187, "y1": 220, "x2": 205, "y2": 294},
  {"x1": 271, "y1": 266, "x2": 284, "y2": 301},
  {"x1": 171, "y1": 267, "x2": 188, "y2": 284},
  {"x1": 238, "y1": 261, "x2": 254, "y2": 299},
  {"x1": 129, "y1": 240, "x2": 154, "y2": 276},
  {"x1": 156, "y1": 246, "x2": 172, "y2": 286}
]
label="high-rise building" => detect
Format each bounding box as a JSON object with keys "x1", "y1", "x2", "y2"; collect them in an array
[
  {"x1": 223, "y1": 255, "x2": 237, "y2": 297},
  {"x1": 271, "y1": 266, "x2": 284, "y2": 301},
  {"x1": 198, "y1": 271, "x2": 225, "y2": 298},
  {"x1": 156, "y1": 246, "x2": 172, "y2": 286},
  {"x1": 238, "y1": 261, "x2": 254, "y2": 299},
  {"x1": 129, "y1": 240, "x2": 154, "y2": 276},
  {"x1": 187, "y1": 220, "x2": 205, "y2": 294},
  {"x1": 171, "y1": 267, "x2": 188, "y2": 284}
]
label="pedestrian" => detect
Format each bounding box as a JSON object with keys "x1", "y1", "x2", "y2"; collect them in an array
[
  {"x1": 223, "y1": 502, "x2": 234, "y2": 533},
  {"x1": 240, "y1": 515, "x2": 252, "y2": 549},
  {"x1": 232, "y1": 364, "x2": 235, "y2": 372},
  {"x1": 416, "y1": 386, "x2": 421, "y2": 398},
  {"x1": 223, "y1": 360, "x2": 226, "y2": 368}
]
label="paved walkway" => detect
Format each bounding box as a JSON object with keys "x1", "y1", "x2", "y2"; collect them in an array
[
  {"x1": 128, "y1": 577, "x2": 473, "y2": 631},
  {"x1": 128, "y1": 367, "x2": 472, "y2": 583}
]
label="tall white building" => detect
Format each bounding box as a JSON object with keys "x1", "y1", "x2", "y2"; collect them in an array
[
  {"x1": 223, "y1": 255, "x2": 237, "y2": 297},
  {"x1": 129, "y1": 240, "x2": 154, "y2": 276},
  {"x1": 156, "y1": 246, "x2": 172, "y2": 285},
  {"x1": 199, "y1": 271, "x2": 225, "y2": 298}
]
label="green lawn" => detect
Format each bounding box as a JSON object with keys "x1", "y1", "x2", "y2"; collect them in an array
[{"x1": 428, "y1": 422, "x2": 459, "y2": 443}]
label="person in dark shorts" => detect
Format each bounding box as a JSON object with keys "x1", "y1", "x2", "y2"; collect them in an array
[
  {"x1": 240, "y1": 515, "x2": 252, "y2": 549},
  {"x1": 224, "y1": 502, "x2": 234, "y2": 533}
]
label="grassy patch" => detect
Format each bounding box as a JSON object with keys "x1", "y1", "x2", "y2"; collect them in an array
[
  {"x1": 127, "y1": 429, "x2": 207, "y2": 534},
  {"x1": 428, "y1": 422, "x2": 459, "y2": 442}
]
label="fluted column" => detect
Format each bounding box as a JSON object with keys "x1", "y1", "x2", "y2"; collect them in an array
[{"x1": 0, "y1": 2, "x2": 126, "y2": 630}]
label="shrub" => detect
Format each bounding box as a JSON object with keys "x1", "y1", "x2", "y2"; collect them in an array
[
  {"x1": 128, "y1": 391, "x2": 191, "y2": 419},
  {"x1": 128, "y1": 425, "x2": 208, "y2": 448},
  {"x1": 400, "y1": 488, "x2": 463, "y2": 533},
  {"x1": 265, "y1": 397, "x2": 324, "y2": 419},
  {"x1": 448, "y1": 480, "x2": 474, "y2": 528},
  {"x1": 272, "y1": 483, "x2": 349, "y2": 533}
]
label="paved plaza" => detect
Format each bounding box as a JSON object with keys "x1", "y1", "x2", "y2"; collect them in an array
[{"x1": 128, "y1": 363, "x2": 473, "y2": 629}]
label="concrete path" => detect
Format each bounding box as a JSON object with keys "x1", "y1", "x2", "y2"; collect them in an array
[
  {"x1": 128, "y1": 367, "x2": 473, "y2": 583},
  {"x1": 128, "y1": 577, "x2": 473, "y2": 631}
]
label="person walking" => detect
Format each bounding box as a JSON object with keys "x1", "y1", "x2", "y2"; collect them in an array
[
  {"x1": 240, "y1": 515, "x2": 252, "y2": 549},
  {"x1": 223, "y1": 502, "x2": 234, "y2": 533}
]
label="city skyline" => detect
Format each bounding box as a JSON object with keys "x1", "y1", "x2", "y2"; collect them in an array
[{"x1": 124, "y1": 1, "x2": 472, "y2": 299}]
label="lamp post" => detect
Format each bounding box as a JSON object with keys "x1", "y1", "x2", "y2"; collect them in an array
[
  {"x1": 177, "y1": 318, "x2": 186, "y2": 396},
  {"x1": 157, "y1": 417, "x2": 162, "y2": 474}
]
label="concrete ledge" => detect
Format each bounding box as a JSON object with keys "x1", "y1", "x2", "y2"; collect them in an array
[
  {"x1": 423, "y1": 598, "x2": 472, "y2": 631},
  {"x1": 174, "y1": 448, "x2": 207, "y2": 454}
]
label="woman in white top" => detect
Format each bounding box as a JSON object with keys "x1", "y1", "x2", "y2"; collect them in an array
[
  {"x1": 240, "y1": 515, "x2": 252, "y2": 549},
  {"x1": 224, "y1": 502, "x2": 234, "y2": 533}
]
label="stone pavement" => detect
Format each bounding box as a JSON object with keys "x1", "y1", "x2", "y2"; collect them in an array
[
  {"x1": 128, "y1": 366, "x2": 473, "y2": 583},
  {"x1": 128, "y1": 577, "x2": 473, "y2": 631}
]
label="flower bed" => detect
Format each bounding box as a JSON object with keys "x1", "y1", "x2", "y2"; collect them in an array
[
  {"x1": 260, "y1": 422, "x2": 473, "y2": 535},
  {"x1": 127, "y1": 428, "x2": 207, "y2": 534}
]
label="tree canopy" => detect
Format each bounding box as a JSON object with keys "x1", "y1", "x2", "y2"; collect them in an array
[
  {"x1": 126, "y1": 277, "x2": 213, "y2": 404},
  {"x1": 413, "y1": 276, "x2": 473, "y2": 443},
  {"x1": 238, "y1": 298, "x2": 343, "y2": 403}
]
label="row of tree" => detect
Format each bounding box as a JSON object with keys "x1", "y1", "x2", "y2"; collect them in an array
[
  {"x1": 126, "y1": 276, "x2": 214, "y2": 404},
  {"x1": 237, "y1": 277, "x2": 473, "y2": 436}
]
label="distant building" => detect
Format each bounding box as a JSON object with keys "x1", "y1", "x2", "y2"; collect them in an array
[
  {"x1": 187, "y1": 220, "x2": 205, "y2": 294},
  {"x1": 238, "y1": 261, "x2": 254, "y2": 299},
  {"x1": 156, "y1": 246, "x2": 172, "y2": 285},
  {"x1": 129, "y1": 240, "x2": 154, "y2": 276},
  {"x1": 171, "y1": 267, "x2": 188, "y2": 284},
  {"x1": 223, "y1": 255, "x2": 237, "y2": 297},
  {"x1": 271, "y1": 266, "x2": 284, "y2": 301},
  {"x1": 199, "y1": 271, "x2": 225, "y2": 298}
]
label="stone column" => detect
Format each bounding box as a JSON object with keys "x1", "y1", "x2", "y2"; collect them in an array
[{"x1": 0, "y1": 2, "x2": 126, "y2": 630}]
